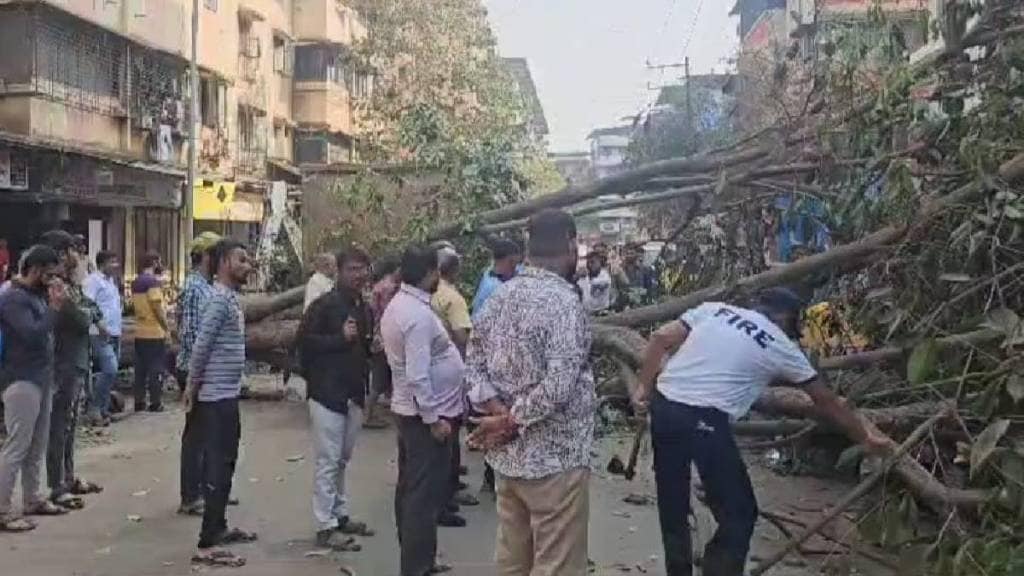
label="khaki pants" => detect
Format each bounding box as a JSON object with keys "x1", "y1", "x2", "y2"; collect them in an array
[{"x1": 495, "y1": 468, "x2": 589, "y2": 576}]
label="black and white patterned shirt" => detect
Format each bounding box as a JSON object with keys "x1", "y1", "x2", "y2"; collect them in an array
[{"x1": 466, "y1": 267, "x2": 595, "y2": 479}]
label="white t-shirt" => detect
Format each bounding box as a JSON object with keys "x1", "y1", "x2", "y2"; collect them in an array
[
  {"x1": 577, "y1": 269, "x2": 612, "y2": 313},
  {"x1": 656, "y1": 302, "x2": 818, "y2": 419}
]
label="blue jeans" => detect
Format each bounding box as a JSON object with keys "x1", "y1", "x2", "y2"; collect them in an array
[
  {"x1": 91, "y1": 336, "x2": 119, "y2": 418},
  {"x1": 650, "y1": 393, "x2": 758, "y2": 576}
]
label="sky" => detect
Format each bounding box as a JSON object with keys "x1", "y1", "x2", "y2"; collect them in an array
[{"x1": 483, "y1": 0, "x2": 739, "y2": 153}]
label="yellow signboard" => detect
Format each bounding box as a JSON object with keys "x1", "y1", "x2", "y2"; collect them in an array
[{"x1": 193, "y1": 182, "x2": 264, "y2": 223}]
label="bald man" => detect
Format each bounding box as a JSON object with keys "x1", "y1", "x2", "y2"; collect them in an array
[{"x1": 304, "y1": 253, "x2": 337, "y2": 312}]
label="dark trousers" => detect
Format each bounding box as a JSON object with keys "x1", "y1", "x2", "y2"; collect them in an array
[
  {"x1": 47, "y1": 369, "x2": 84, "y2": 497},
  {"x1": 178, "y1": 370, "x2": 205, "y2": 506},
  {"x1": 133, "y1": 339, "x2": 166, "y2": 408},
  {"x1": 651, "y1": 393, "x2": 758, "y2": 576},
  {"x1": 448, "y1": 419, "x2": 462, "y2": 503},
  {"x1": 197, "y1": 399, "x2": 240, "y2": 548},
  {"x1": 395, "y1": 415, "x2": 451, "y2": 576}
]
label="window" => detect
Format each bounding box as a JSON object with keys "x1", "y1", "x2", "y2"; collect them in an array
[
  {"x1": 294, "y1": 44, "x2": 346, "y2": 85},
  {"x1": 273, "y1": 35, "x2": 293, "y2": 76},
  {"x1": 199, "y1": 76, "x2": 226, "y2": 128}
]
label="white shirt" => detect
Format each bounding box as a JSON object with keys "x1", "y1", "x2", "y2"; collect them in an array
[
  {"x1": 577, "y1": 269, "x2": 612, "y2": 313},
  {"x1": 83, "y1": 271, "x2": 123, "y2": 337},
  {"x1": 303, "y1": 272, "x2": 335, "y2": 312},
  {"x1": 657, "y1": 302, "x2": 817, "y2": 419}
]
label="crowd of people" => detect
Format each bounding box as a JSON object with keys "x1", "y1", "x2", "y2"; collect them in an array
[{"x1": 0, "y1": 208, "x2": 893, "y2": 576}]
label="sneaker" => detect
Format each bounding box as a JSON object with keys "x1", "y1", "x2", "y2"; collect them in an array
[{"x1": 437, "y1": 512, "x2": 467, "y2": 528}]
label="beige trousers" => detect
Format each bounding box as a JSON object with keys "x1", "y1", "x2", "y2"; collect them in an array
[{"x1": 495, "y1": 468, "x2": 590, "y2": 576}]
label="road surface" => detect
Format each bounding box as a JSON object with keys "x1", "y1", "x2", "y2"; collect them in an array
[{"x1": 0, "y1": 377, "x2": 889, "y2": 576}]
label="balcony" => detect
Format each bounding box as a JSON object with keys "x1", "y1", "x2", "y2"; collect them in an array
[
  {"x1": 292, "y1": 81, "x2": 354, "y2": 136},
  {"x1": 292, "y1": 0, "x2": 366, "y2": 44}
]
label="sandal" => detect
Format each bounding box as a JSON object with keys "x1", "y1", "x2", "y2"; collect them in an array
[
  {"x1": 177, "y1": 500, "x2": 205, "y2": 516},
  {"x1": 218, "y1": 527, "x2": 258, "y2": 544},
  {"x1": 25, "y1": 501, "x2": 69, "y2": 516},
  {"x1": 70, "y1": 479, "x2": 103, "y2": 495},
  {"x1": 0, "y1": 517, "x2": 36, "y2": 532},
  {"x1": 192, "y1": 549, "x2": 246, "y2": 568},
  {"x1": 52, "y1": 494, "x2": 85, "y2": 510},
  {"x1": 337, "y1": 517, "x2": 375, "y2": 537}
]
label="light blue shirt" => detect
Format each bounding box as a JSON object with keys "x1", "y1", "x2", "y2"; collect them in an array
[
  {"x1": 470, "y1": 264, "x2": 524, "y2": 321},
  {"x1": 190, "y1": 283, "x2": 245, "y2": 402},
  {"x1": 83, "y1": 271, "x2": 123, "y2": 337}
]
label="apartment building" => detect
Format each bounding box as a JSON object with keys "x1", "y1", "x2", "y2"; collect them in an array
[{"x1": 0, "y1": 0, "x2": 368, "y2": 282}]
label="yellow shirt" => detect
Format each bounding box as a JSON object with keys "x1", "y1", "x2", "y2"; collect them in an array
[
  {"x1": 131, "y1": 272, "x2": 167, "y2": 340},
  {"x1": 431, "y1": 279, "x2": 472, "y2": 333}
]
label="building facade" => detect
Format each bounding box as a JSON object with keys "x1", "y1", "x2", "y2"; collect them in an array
[{"x1": 0, "y1": 0, "x2": 368, "y2": 284}]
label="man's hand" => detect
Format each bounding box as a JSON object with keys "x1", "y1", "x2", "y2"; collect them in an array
[
  {"x1": 343, "y1": 317, "x2": 359, "y2": 342},
  {"x1": 862, "y1": 429, "x2": 897, "y2": 456},
  {"x1": 467, "y1": 413, "x2": 518, "y2": 450},
  {"x1": 631, "y1": 388, "x2": 650, "y2": 418},
  {"x1": 430, "y1": 420, "x2": 452, "y2": 442},
  {"x1": 183, "y1": 379, "x2": 199, "y2": 414},
  {"x1": 48, "y1": 278, "x2": 67, "y2": 310}
]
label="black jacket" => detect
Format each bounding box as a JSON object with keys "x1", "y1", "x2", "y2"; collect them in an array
[
  {"x1": 298, "y1": 287, "x2": 372, "y2": 414},
  {"x1": 0, "y1": 282, "x2": 55, "y2": 390}
]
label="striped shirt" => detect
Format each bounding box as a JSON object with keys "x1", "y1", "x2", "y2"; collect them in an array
[
  {"x1": 176, "y1": 270, "x2": 214, "y2": 371},
  {"x1": 189, "y1": 283, "x2": 245, "y2": 402}
]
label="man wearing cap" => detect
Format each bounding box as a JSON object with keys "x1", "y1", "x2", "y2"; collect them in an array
[
  {"x1": 631, "y1": 288, "x2": 893, "y2": 576},
  {"x1": 175, "y1": 232, "x2": 219, "y2": 516}
]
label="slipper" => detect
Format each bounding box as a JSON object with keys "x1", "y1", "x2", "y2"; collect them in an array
[
  {"x1": 192, "y1": 550, "x2": 246, "y2": 567},
  {"x1": 177, "y1": 501, "x2": 205, "y2": 516},
  {"x1": 70, "y1": 479, "x2": 103, "y2": 495},
  {"x1": 0, "y1": 517, "x2": 36, "y2": 532},
  {"x1": 337, "y1": 518, "x2": 375, "y2": 537},
  {"x1": 429, "y1": 564, "x2": 453, "y2": 574},
  {"x1": 219, "y1": 527, "x2": 258, "y2": 544},
  {"x1": 52, "y1": 494, "x2": 85, "y2": 510},
  {"x1": 25, "y1": 501, "x2": 69, "y2": 516}
]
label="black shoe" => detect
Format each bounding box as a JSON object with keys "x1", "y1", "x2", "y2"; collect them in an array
[
  {"x1": 227, "y1": 496, "x2": 240, "y2": 506},
  {"x1": 437, "y1": 512, "x2": 467, "y2": 528},
  {"x1": 457, "y1": 481, "x2": 468, "y2": 491},
  {"x1": 147, "y1": 404, "x2": 164, "y2": 413},
  {"x1": 457, "y1": 465, "x2": 468, "y2": 476}
]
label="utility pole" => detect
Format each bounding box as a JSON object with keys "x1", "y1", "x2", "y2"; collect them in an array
[
  {"x1": 684, "y1": 56, "x2": 693, "y2": 133},
  {"x1": 185, "y1": 0, "x2": 199, "y2": 273}
]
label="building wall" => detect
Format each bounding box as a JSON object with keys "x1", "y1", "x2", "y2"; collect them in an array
[{"x1": 293, "y1": 81, "x2": 353, "y2": 135}]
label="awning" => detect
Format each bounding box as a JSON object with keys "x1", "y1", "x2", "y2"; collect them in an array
[{"x1": 193, "y1": 181, "x2": 264, "y2": 222}]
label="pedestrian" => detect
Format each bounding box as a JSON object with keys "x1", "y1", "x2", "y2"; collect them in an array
[
  {"x1": 470, "y1": 238, "x2": 522, "y2": 321},
  {"x1": 304, "y1": 252, "x2": 337, "y2": 312},
  {"x1": 468, "y1": 237, "x2": 522, "y2": 495},
  {"x1": 0, "y1": 245, "x2": 66, "y2": 532},
  {"x1": 83, "y1": 250, "x2": 123, "y2": 427},
  {"x1": 298, "y1": 246, "x2": 376, "y2": 550},
  {"x1": 131, "y1": 251, "x2": 169, "y2": 412},
  {"x1": 40, "y1": 230, "x2": 104, "y2": 509},
  {"x1": 430, "y1": 244, "x2": 477, "y2": 518},
  {"x1": 0, "y1": 238, "x2": 10, "y2": 281},
  {"x1": 381, "y1": 244, "x2": 465, "y2": 576},
  {"x1": 175, "y1": 232, "x2": 220, "y2": 516},
  {"x1": 631, "y1": 288, "x2": 893, "y2": 576},
  {"x1": 577, "y1": 251, "x2": 612, "y2": 314},
  {"x1": 183, "y1": 240, "x2": 256, "y2": 568},
  {"x1": 615, "y1": 242, "x2": 658, "y2": 308},
  {"x1": 467, "y1": 209, "x2": 595, "y2": 576},
  {"x1": 363, "y1": 256, "x2": 400, "y2": 429}
]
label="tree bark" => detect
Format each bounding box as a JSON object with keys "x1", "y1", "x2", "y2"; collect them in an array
[{"x1": 426, "y1": 146, "x2": 770, "y2": 240}]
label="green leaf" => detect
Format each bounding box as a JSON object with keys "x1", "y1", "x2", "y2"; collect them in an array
[
  {"x1": 1005, "y1": 204, "x2": 1024, "y2": 220},
  {"x1": 1007, "y1": 374, "x2": 1024, "y2": 404},
  {"x1": 907, "y1": 339, "x2": 939, "y2": 385},
  {"x1": 971, "y1": 419, "x2": 1011, "y2": 478},
  {"x1": 835, "y1": 444, "x2": 865, "y2": 472},
  {"x1": 982, "y1": 307, "x2": 1021, "y2": 336}
]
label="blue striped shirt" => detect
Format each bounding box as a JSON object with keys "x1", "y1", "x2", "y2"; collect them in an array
[{"x1": 189, "y1": 283, "x2": 245, "y2": 402}]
